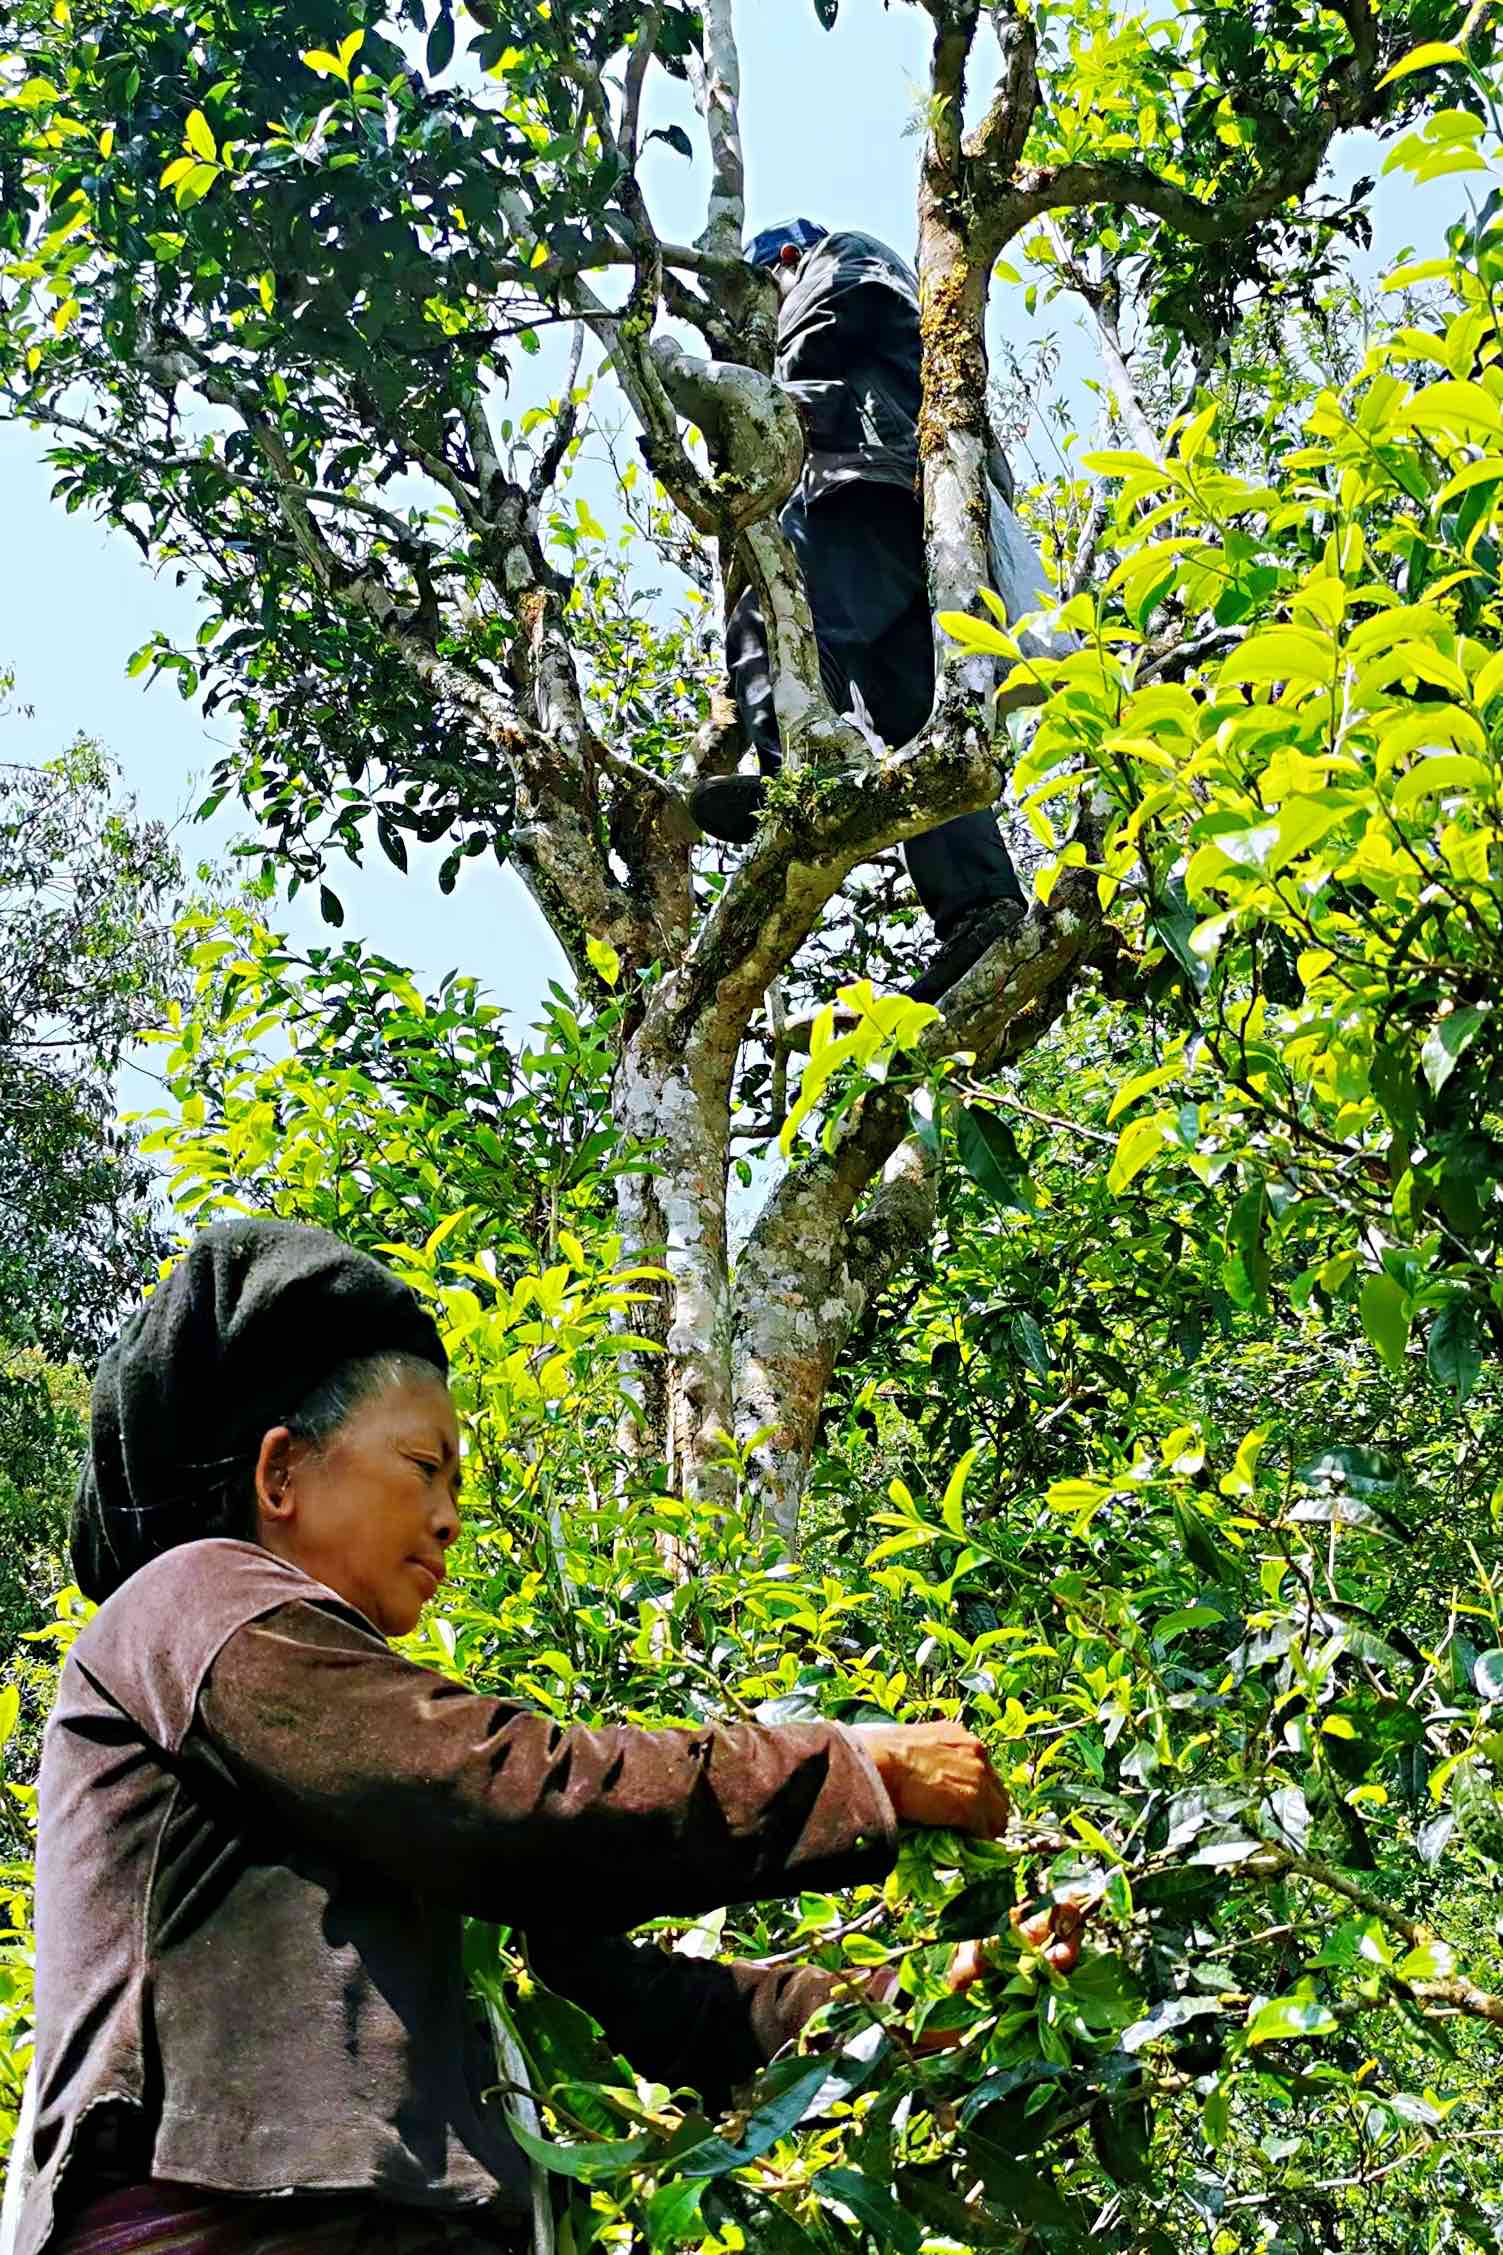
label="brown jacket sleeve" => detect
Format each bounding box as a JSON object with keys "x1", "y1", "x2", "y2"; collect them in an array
[
  {"x1": 196, "y1": 1600, "x2": 897, "y2": 1932},
  {"x1": 524, "y1": 1931, "x2": 899, "y2": 2112}
]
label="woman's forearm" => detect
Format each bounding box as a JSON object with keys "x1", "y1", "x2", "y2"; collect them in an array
[{"x1": 193, "y1": 1598, "x2": 898, "y2": 1929}]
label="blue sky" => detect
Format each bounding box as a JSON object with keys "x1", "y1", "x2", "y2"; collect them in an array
[{"x1": 0, "y1": 0, "x2": 1468, "y2": 1038}]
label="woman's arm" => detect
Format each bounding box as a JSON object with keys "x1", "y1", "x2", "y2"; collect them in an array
[
  {"x1": 523, "y1": 1932, "x2": 897, "y2": 2115},
  {"x1": 191, "y1": 1599, "x2": 898, "y2": 1931}
]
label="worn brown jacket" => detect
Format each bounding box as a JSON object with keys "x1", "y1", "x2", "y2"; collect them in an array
[{"x1": 21, "y1": 1541, "x2": 898, "y2": 2255}]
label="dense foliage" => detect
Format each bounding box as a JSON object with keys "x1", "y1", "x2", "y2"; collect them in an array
[
  {"x1": 0, "y1": 690, "x2": 186, "y2": 1655},
  {"x1": 5, "y1": 0, "x2": 1503, "y2": 2248},
  {"x1": 0, "y1": 690, "x2": 180, "y2": 1360},
  {"x1": 10, "y1": 884, "x2": 1503, "y2": 2251}
]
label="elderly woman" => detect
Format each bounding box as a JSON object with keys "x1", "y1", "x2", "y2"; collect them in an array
[{"x1": 15, "y1": 1220, "x2": 1007, "y2": 2255}]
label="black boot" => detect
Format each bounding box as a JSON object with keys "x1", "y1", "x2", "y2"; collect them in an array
[
  {"x1": 907, "y1": 898, "x2": 1027, "y2": 1005},
  {"x1": 690, "y1": 772, "x2": 769, "y2": 845}
]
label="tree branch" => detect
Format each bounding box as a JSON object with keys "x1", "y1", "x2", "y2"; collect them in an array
[
  {"x1": 1045, "y1": 230, "x2": 1164, "y2": 465},
  {"x1": 621, "y1": 3, "x2": 665, "y2": 167},
  {"x1": 644, "y1": 336, "x2": 855, "y2": 797},
  {"x1": 980, "y1": 0, "x2": 1382, "y2": 255},
  {"x1": 967, "y1": 0, "x2": 1042, "y2": 182},
  {"x1": 690, "y1": 0, "x2": 749, "y2": 268},
  {"x1": 671, "y1": 728, "x2": 1005, "y2": 1080},
  {"x1": 527, "y1": 322, "x2": 587, "y2": 508},
  {"x1": 729, "y1": 854, "x2": 1104, "y2": 1535},
  {"x1": 132, "y1": 325, "x2": 649, "y2": 981},
  {"x1": 914, "y1": 3, "x2": 1001, "y2": 720}
]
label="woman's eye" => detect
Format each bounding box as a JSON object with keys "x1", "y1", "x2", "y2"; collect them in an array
[{"x1": 408, "y1": 1456, "x2": 439, "y2": 1480}]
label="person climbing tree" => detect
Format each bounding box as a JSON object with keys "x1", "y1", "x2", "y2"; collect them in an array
[
  {"x1": 14, "y1": 1218, "x2": 1011, "y2": 2255},
  {"x1": 693, "y1": 221, "x2": 1062, "y2": 1005}
]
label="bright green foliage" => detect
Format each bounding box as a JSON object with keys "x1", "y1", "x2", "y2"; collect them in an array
[
  {"x1": 1024, "y1": 0, "x2": 1492, "y2": 359},
  {"x1": 0, "y1": 697, "x2": 183, "y2": 1668},
  {"x1": 0, "y1": 1356, "x2": 80, "y2": 1653},
  {"x1": 0, "y1": 895, "x2": 1496, "y2": 2248},
  {"x1": 135, "y1": 906, "x2": 645, "y2": 1259},
  {"x1": 944, "y1": 107, "x2": 1503, "y2": 1428}
]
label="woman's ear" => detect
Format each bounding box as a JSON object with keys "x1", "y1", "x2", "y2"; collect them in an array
[{"x1": 254, "y1": 1426, "x2": 298, "y2": 1525}]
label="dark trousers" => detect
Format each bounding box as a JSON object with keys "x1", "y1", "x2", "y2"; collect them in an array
[{"x1": 725, "y1": 483, "x2": 1022, "y2": 939}]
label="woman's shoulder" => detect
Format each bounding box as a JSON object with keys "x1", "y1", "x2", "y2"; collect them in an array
[
  {"x1": 65, "y1": 1542, "x2": 365, "y2": 1750},
  {"x1": 83, "y1": 1539, "x2": 330, "y2": 1635}
]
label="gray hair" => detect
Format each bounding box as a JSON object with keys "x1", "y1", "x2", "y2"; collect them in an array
[
  {"x1": 205, "y1": 1349, "x2": 447, "y2": 1541},
  {"x1": 281, "y1": 1349, "x2": 445, "y2": 1456}
]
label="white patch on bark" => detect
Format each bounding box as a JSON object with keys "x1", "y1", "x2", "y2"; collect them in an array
[
  {"x1": 615, "y1": 1024, "x2": 735, "y2": 1501},
  {"x1": 927, "y1": 424, "x2": 995, "y2": 703}
]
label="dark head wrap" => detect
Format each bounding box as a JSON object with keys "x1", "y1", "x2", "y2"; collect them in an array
[{"x1": 72, "y1": 1217, "x2": 448, "y2": 1603}]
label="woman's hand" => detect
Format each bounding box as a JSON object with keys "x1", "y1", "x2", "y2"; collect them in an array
[
  {"x1": 944, "y1": 1885, "x2": 1094, "y2": 1996},
  {"x1": 854, "y1": 1721, "x2": 1010, "y2": 1837},
  {"x1": 1010, "y1": 1889, "x2": 1089, "y2": 1973}
]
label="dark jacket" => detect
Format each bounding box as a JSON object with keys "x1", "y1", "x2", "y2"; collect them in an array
[
  {"x1": 759, "y1": 231, "x2": 1059, "y2": 668},
  {"x1": 20, "y1": 1542, "x2": 898, "y2": 2255},
  {"x1": 776, "y1": 229, "x2": 926, "y2": 506}
]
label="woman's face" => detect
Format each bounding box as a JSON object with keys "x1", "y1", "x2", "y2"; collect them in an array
[{"x1": 254, "y1": 1368, "x2": 463, "y2": 1637}]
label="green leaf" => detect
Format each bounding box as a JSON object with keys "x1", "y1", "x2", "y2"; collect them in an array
[
  {"x1": 1393, "y1": 754, "x2": 1492, "y2": 815},
  {"x1": 1108, "y1": 1110, "x2": 1174, "y2": 1196},
  {"x1": 644, "y1": 124, "x2": 694, "y2": 158},
  {"x1": 1091, "y1": 2094, "x2": 1153, "y2": 2188},
  {"x1": 939, "y1": 1444, "x2": 980, "y2": 1536},
  {"x1": 1246, "y1": 1992, "x2": 1339, "y2": 2045},
  {"x1": 1202, "y1": 2079, "x2": 1231, "y2": 2148},
  {"x1": 1421, "y1": 1003, "x2": 1488, "y2": 1094},
  {"x1": 1428, "y1": 1301, "x2": 1483, "y2": 1404},
  {"x1": 893, "y1": 2169, "x2": 1013, "y2": 2247},
  {"x1": 504, "y1": 2119, "x2": 652, "y2": 2180},
  {"x1": 818, "y1": 2169, "x2": 921, "y2": 2255},
  {"x1": 427, "y1": 6, "x2": 456, "y2": 77},
  {"x1": 679, "y1": 2046, "x2": 880, "y2": 2177},
  {"x1": 1172, "y1": 1496, "x2": 1239, "y2": 1588},
  {"x1": 953, "y1": 1103, "x2": 1034, "y2": 1209},
  {"x1": 1011, "y1": 1310, "x2": 1050, "y2": 1378},
  {"x1": 1146, "y1": 874, "x2": 1211, "y2": 994},
  {"x1": 1223, "y1": 1184, "x2": 1270, "y2": 1310},
  {"x1": 937, "y1": 1870, "x2": 1017, "y2": 1941},
  {"x1": 939, "y1": 610, "x2": 1015, "y2": 657},
  {"x1": 506, "y1": 1984, "x2": 637, "y2": 2137},
  {"x1": 175, "y1": 163, "x2": 220, "y2": 209},
  {"x1": 1359, "y1": 1273, "x2": 1410, "y2": 1374},
  {"x1": 0, "y1": 1685, "x2": 18, "y2": 1751},
  {"x1": 1219, "y1": 627, "x2": 1333, "y2": 686},
  {"x1": 1378, "y1": 38, "x2": 1466, "y2": 85},
  {"x1": 318, "y1": 885, "x2": 345, "y2": 928},
  {"x1": 811, "y1": 0, "x2": 840, "y2": 23},
  {"x1": 184, "y1": 108, "x2": 216, "y2": 160},
  {"x1": 962, "y1": 2132, "x2": 1083, "y2": 2231},
  {"x1": 1397, "y1": 1938, "x2": 1456, "y2": 1982},
  {"x1": 644, "y1": 2179, "x2": 706, "y2": 2243},
  {"x1": 585, "y1": 935, "x2": 620, "y2": 988}
]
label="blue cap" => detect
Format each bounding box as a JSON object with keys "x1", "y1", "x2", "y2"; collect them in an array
[{"x1": 745, "y1": 218, "x2": 828, "y2": 270}]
